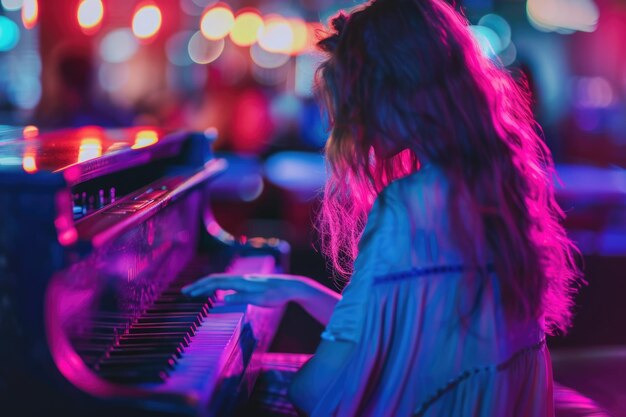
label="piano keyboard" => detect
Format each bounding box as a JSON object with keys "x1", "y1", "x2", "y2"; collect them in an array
[{"x1": 82, "y1": 254, "x2": 281, "y2": 412}]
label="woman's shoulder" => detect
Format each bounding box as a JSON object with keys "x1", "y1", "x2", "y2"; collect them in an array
[
  {"x1": 392, "y1": 164, "x2": 446, "y2": 191},
  {"x1": 381, "y1": 165, "x2": 449, "y2": 219}
]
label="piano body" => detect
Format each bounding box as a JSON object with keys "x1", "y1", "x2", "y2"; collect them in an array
[{"x1": 0, "y1": 126, "x2": 290, "y2": 416}]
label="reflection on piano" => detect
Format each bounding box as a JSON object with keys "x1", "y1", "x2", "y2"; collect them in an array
[{"x1": 0, "y1": 126, "x2": 290, "y2": 416}]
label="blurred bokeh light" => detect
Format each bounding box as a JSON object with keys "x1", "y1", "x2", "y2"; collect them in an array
[
  {"x1": 0, "y1": 16, "x2": 20, "y2": 51},
  {"x1": 200, "y1": 4, "x2": 234, "y2": 40},
  {"x1": 258, "y1": 14, "x2": 293, "y2": 54},
  {"x1": 21, "y1": 0, "x2": 37, "y2": 29},
  {"x1": 230, "y1": 10, "x2": 263, "y2": 47},
  {"x1": 1, "y1": 0, "x2": 23, "y2": 11},
  {"x1": 132, "y1": 3, "x2": 162, "y2": 40},
  {"x1": 100, "y1": 29, "x2": 139, "y2": 63},
  {"x1": 77, "y1": 0, "x2": 104, "y2": 34},
  {"x1": 188, "y1": 31, "x2": 224, "y2": 64}
]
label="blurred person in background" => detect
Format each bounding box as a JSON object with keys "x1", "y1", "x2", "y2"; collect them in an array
[
  {"x1": 35, "y1": 47, "x2": 133, "y2": 128},
  {"x1": 182, "y1": 0, "x2": 582, "y2": 415}
]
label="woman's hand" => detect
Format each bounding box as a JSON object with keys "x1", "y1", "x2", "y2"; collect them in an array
[{"x1": 181, "y1": 273, "x2": 306, "y2": 308}]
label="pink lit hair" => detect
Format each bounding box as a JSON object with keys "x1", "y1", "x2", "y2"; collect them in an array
[{"x1": 315, "y1": 0, "x2": 581, "y2": 334}]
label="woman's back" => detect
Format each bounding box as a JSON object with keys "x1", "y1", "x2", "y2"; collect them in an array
[{"x1": 313, "y1": 167, "x2": 553, "y2": 416}]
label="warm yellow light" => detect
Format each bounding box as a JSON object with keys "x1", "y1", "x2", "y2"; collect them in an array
[
  {"x1": 77, "y1": 0, "x2": 104, "y2": 33},
  {"x1": 305, "y1": 22, "x2": 323, "y2": 53},
  {"x1": 21, "y1": 0, "x2": 38, "y2": 30},
  {"x1": 22, "y1": 151, "x2": 37, "y2": 173},
  {"x1": 78, "y1": 138, "x2": 103, "y2": 162},
  {"x1": 258, "y1": 15, "x2": 293, "y2": 54},
  {"x1": 288, "y1": 18, "x2": 308, "y2": 55},
  {"x1": 22, "y1": 125, "x2": 39, "y2": 138},
  {"x1": 230, "y1": 10, "x2": 263, "y2": 47},
  {"x1": 132, "y1": 4, "x2": 162, "y2": 40},
  {"x1": 200, "y1": 5, "x2": 235, "y2": 41},
  {"x1": 131, "y1": 130, "x2": 159, "y2": 149}
]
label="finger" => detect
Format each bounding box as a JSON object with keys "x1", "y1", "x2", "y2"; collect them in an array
[
  {"x1": 182, "y1": 276, "x2": 265, "y2": 296},
  {"x1": 211, "y1": 273, "x2": 270, "y2": 282},
  {"x1": 181, "y1": 276, "x2": 244, "y2": 294},
  {"x1": 223, "y1": 293, "x2": 246, "y2": 305},
  {"x1": 182, "y1": 273, "x2": 274, "y2": 294},
  {"x1": 223, "y1": 292, "x2": 263, "y2": 306}
]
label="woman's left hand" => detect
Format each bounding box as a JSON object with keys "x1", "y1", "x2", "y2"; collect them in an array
[{"x1": 181, "y1": 273, "x2": 306, "y2": 308}]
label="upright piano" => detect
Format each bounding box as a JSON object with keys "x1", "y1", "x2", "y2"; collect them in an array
[{"x1": 0, "y1": 126, "x2": 290, "y2": 416}]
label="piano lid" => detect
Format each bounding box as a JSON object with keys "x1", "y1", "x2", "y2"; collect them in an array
[{"x1": 0, "y1": 126, "x2": 198, "y2": 185}]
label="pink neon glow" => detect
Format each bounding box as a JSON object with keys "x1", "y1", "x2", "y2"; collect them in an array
[
  {"x1": 63, "y1": 166, "x2": 81, "y2": 183},
  {"x1": 45, "y1": 275, "x2": 148, "y2": 399},
  {"x1": 54, "y1": 190, "x2": 78, "y2": 246}
]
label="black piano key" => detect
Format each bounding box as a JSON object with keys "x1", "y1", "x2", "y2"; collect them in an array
[
  {"x1": 115, "y1": 337, "x2": 185, "y2": 346},
  {"x1": 97, "y1": 369, "x2": 167, "y2": 383},
  {"x1": 127, "y1": 326, "x2": 196, "y2": 336},
  {"x1": 99, "y1": 355, "x2": 177, "y2": 367},
  {"x1": 136, "y1": 314, "x2": 200, "y2": 321},
  {"x1": 86, "y1": 256, "x2": 240, "y2": 385},
  {"x1": 108, "y1": 346, "x2": 183, "y2": 358},
  {"x1": 119, "y1": 334, "x2": 191, "y2": 347},
  {"x1": 146, "y1": 306, "x2": 207, "y2": 314}
]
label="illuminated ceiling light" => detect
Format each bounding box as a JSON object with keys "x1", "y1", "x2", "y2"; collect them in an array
[
  {"x1": 526, "y1": 0, "x2": 599, "y2": 33},
  {"x1": 258, "y1": 15, "x2": 293, "y2": 54},
  {"x1": 77, "y1": 0, "x2": 104, "y2": 35},
  {"x1": 200, "y1": 4, "x2": 234, "y2": 40},
  {"x1": 100, "y1": 29, "x2": 139, "y2": 63},
  {"x1": 288, "y1": 18, "x2": 308, "y2": 55},
  {"x1": 132, "y1": 3, "x2": 162, "y2": 41},
  {"x1": 188, "y1": 30, "x2": 224, "y2": 64},
  {"x1": 131, "y1": 129, "x2": 159, "y2": 149},
  {"x1": 21, "y1": 0, "x2": 38, "y2": 30},
  {"x1": 0, "y1": 16, "x2": 20, "y2": 52},
  {"x1": 1, "y1": 0, "x2": 23, "y2": 12},
  {"x1": 230, "y1": 10, "x2": 263, "y2": 47}
]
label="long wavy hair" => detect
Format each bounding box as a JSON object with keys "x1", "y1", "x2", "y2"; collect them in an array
[{"x1": 316, "y1": 0, "x2": 581, "y2": 334}]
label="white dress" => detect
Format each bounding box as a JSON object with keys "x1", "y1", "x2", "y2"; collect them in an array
[{"x1": 312, "y1": 166, "x2": 553, "y2": 417}]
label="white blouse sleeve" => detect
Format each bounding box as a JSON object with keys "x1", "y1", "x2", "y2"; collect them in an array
[{"x1": 321, "y1": 181, "x2": 412, "y2": 343}]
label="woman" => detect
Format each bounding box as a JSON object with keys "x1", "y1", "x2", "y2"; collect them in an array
[{"x1": 183, "y1": 0, "x2": 581, "y2": 415}]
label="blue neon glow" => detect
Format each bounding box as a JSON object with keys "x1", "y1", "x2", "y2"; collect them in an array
[{"x1": 0, "y1": 16, "x2": 20, "y2": 52}]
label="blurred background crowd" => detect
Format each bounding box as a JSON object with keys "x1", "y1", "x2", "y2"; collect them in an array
[{"x1": 0, "y1": 0, "x2": 625, "y2": 413}]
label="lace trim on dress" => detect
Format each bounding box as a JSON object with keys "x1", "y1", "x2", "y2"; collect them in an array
[
  {"x1": 373, "y1": 264, "x2": 494, "y2": 285},
  {"x1": 413, "y1": 339, "x2": 547, "y2": 417}
]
